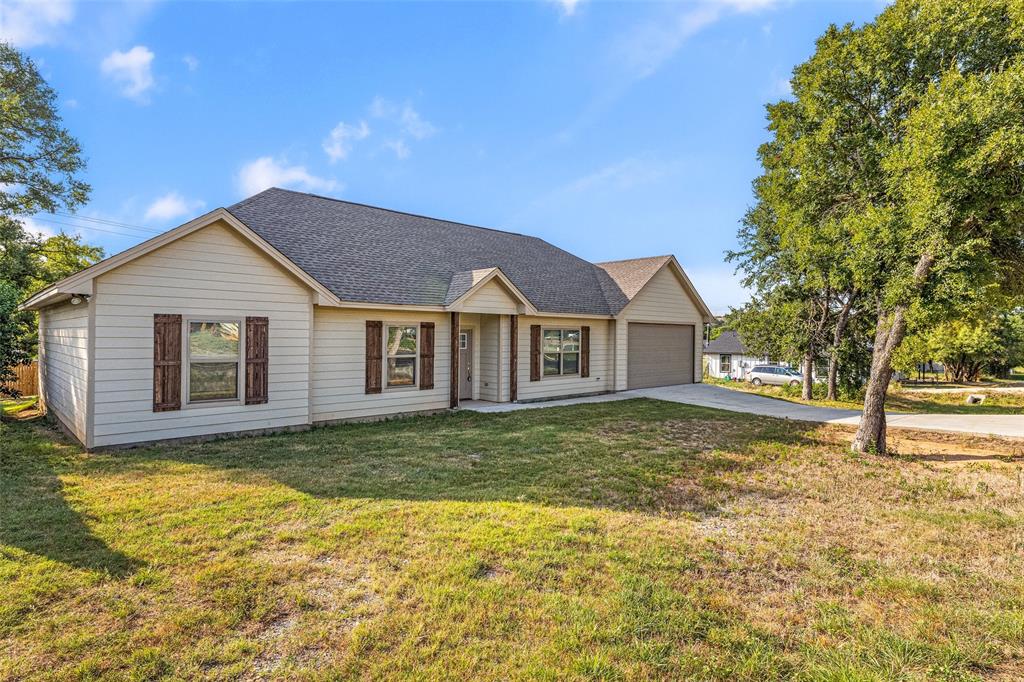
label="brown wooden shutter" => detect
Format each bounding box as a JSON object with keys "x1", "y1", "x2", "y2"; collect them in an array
[
  {"x1": 245, "y1": 316, "x2": 269, "y2": 405},
  {"x1": 530, "y1": 324, "x2": 541, "y2": 382},
  {"x1": 580, "y1": 325, "x2": 591, "y2": 378},
  {"x1": 509, "y1": 315, "x2": 518, "y2": 401},
  {"x1": 419, "y1": 321, "x2": 435, "y2": 390},
  {"x1": 366, "y1": 321, "x2": 383, "y2": 394},
  {"x1": 449, "y1": 312, "x2": 460, "y2": 408},
  {"x1": 153, "y1": 314, "x2": 181, "y2": 412}
]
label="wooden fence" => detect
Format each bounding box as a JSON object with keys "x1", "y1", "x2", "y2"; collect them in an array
[{"x1": 1, "y1": 362, "x2": 39, "y2": 397}]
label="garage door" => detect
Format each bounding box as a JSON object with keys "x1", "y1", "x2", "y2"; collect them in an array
[{"x1": 627, "y1": 323, "x2": 694, "y2": 389}]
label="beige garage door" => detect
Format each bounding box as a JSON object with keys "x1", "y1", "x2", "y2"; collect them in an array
[{"x1": 627, "y1": 323, "x2": 695, "y2": 389}]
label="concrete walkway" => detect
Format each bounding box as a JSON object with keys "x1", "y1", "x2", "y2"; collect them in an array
[{"x1": 461, "y1": 383, "x2": 1024, "y2": 440}]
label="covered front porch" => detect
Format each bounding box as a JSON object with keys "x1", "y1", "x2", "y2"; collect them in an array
[
  {"x1": 442, "y1": 266, "x2": 534, "y2": 407},
  {"x1": 450, "y1": 312, "x2": 518, "y2": 405}
]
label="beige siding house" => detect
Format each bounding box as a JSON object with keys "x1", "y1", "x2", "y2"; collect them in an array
[{"x1": 23, "y1": 188, "x2": 713, "y2": 448}]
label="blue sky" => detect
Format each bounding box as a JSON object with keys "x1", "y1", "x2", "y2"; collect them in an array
[{"x1": 4, "y1": 0, "x2": 883, "y2": 313}]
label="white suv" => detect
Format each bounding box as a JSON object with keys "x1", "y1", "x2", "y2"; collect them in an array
[{"x1": 748, "y1": 365, "x2": 802, "y2": 387}]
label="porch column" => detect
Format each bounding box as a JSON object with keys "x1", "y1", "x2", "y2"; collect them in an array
[
  {"x1": 509, "y1": 314, "x2": 518, "y2": 402},
  {"x1": 450, "y1": 312, "x2": 460, "y2": 408}
]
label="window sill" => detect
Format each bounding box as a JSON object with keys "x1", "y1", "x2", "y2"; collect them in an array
[{"x1": 185, "y1": 398, "x2": 243, "y2": 409}]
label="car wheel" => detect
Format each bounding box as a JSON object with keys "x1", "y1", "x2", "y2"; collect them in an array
[
  {"x1": 751, "y1": 378, "x2": 762, "y2": 386},
  {"x1": 789, "y1": 380, "x2": 800, "y2": 387}
]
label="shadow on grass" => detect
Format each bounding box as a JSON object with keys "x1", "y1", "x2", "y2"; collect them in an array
[
  {"x1": 112, "y1": 398, "x2": 819, "y2": 516},
  {"x1": 1, "y1": 417, "x2": 141, "y2": 576}
]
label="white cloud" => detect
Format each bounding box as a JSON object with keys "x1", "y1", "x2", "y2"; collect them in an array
[
  {"x1": 100, "y1": 45, "x2": 155, "y2": 101},
  {"x1": 550, "y1": 0, "x2": 584, "y2": 17},
  {"x1": 323, "y1": 120, "x2": 370, "y2": 163},
  {"x1": 143, "y1": 192, "x2": 205, "y2": 222},
  {"x1": 369, "y1": 95, "x2": 395, "y2": 119},
  {"x1": 566, "y1": 158, "x2": 671, "y2": 193},
  {"x1": 616, "y1": 0, "x2": 778, "y2": 80},
  {"x1": 720, "y1": 0, "x2": 777, "y2": 11},
  {"x1": 182, "y1": 54, "x2": 199, "y2": 71},
  {"x1": 383, "y1": 139, "x2": 410, "y2": 160},
  {"x1": 237, "y1": 157, "x2": 339, "y2": 197},
  {"x1": 20, "y1": 216, "x2": 59, "y2": 239},
  {"x1": 0, "y1": 0, "x2": 74, "y2": 48},
  {"x1": 399, "y1": 104, "x2": 437, "y2": 140},
  {"x1": 616, "y1": 5, "x2": 722, "y2": 79},
  {"x1": 371, "y1": 97, "x2": 436, "y2": 138}
]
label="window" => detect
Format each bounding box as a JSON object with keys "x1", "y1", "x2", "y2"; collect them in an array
[
  {"x1": 188, "y1": 321, "x2": 241, "y2": 402},
  {"x1": 720, "y1": 354, "x2": 732, "y2": 374},
  {"x1": 542, "y1": 328, "x2": 580, "y2": 376},
  {"x1": 386, "y1": 324, "x2": 417, "y2": 387},
  {"x1": 459, "y1": 332, "x2": 468, "y2": 350}
]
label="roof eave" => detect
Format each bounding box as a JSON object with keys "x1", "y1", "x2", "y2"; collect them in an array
[{"x1": 19, "y1": 208, "x2": 345, "y2": 311}]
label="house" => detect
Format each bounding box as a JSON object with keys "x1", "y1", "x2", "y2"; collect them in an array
[
  {"x1": 703, "y1": 330, "x2": 768, "y2": 379},
  {"x1": 20, "y1": 188, "x2": 713, "y2": 448}
]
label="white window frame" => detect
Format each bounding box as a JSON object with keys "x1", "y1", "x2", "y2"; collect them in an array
[
  {"x1": 184, "y1": 318, "x2": 244, "y2": 406},
  {"x1": 720, "y1": 353, "x2": 732, "y2": 374},
  {"x1": 384, "y1": 322, "x2": 419, "y2": 389},
  {"x1": 541, "y1": 327, "x2": 581, "y2": 377}
]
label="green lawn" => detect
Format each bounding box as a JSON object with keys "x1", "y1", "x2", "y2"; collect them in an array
[
  {"x1": 2, "y1": 401, "x2": 1023, "y2": 680},
  {"x1": 710, "y1": 379, "x2": 1024, "y2": 415}
]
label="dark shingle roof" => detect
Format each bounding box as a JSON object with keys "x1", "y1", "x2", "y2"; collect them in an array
[
  {"x1": 228, "y1": 188, "x2": 630, "y2": 315},
  {"x1": 595, "y1": 255, "x2": 672, "y2": 299},
  {"x1": 703, "y1": 330, "x2": 748, "y2": 354}
]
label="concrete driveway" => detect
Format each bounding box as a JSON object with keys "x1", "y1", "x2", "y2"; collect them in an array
[
  {"x1": 463, "y1": 383, "x2": 1024, "y2": 440},
  {"x1": 629, "y1": 383, "x2": 1024, "y2": 440}
]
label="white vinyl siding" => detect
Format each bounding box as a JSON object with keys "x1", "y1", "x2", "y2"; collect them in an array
[
  {"x1": 39, "y1": 300, "x2": 89, "y2": 443},
  {"x1": 459, "y1": 279, "x2": 519, "y2": 314},
  {"x1": 704, "y1": 353, "x2": 761, "y2": 379},
  {"x1": 478, "y1": 315, "x2": 501, "y2": 401},
  {"x1": 89, "y1": 221, "x2": 312, "y2": 447},
  {"x1": 518, "y1": 316, "x2": 612, "y2": 401},
  {"x1": 311, "y1": 308, "x2": 450, "y2": 422},
  {"x1": 615, "y1": 266, "x2": 704, "y2": 390}
]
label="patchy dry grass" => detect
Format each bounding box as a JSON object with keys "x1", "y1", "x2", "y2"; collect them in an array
[{"x1": 2, "y1": 400, "x2": 1023, "y2": 680}]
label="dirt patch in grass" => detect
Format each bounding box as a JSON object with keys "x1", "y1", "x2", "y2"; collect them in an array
[{"x1": 815, "y1": 423, "x2": 1024, "y2": 462}]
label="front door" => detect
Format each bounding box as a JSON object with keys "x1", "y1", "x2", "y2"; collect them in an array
[{"x1": 459, "y1": 330, "x2": 473, "y2": 400}]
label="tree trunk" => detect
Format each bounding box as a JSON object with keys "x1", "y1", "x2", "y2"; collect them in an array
[
  {"x1": 851, "y1": 311, "x2": 899, "y2": 453},
  {"x1": 802, "y1": 350, "x2": 814, "y2": 400},
  {"x1": 827, "y1": 295, "x2": 856, "y2": 401},
  {"x1": 852, "y1": 252, "x2": 934, "y2": 455}
]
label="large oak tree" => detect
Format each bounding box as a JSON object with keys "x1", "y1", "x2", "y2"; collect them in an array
[{"x1": 733, "y1": 0, "x2": 1024, "y2": 453}]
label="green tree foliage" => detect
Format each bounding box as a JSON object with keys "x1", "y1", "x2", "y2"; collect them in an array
[
  {"x1": 0, "y1": 282, "x2": 30, "y2": 389},
  {"x1": 734, "y1": 0, "x2": 1024, "y2": 453},
  {"x1": 29, "y1": 233, "x2": 104, "y2": 293},
  {"x1": 897, "y1": 305, "x2": 1024, "y2": 382},
  {"x1": 1, "y1": 42, "x2": 94, "y2": 391}
]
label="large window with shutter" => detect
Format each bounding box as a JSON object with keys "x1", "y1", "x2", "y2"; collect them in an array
[
  {"x1": 385, "y1": 324, "x2": 418, "y2": 387},
  {"x1": 542, "y1": 328, "x2": 580, "y2": 376},
  {"x1": 187, "y1": 320, "x2": 242, "y2": 402}
]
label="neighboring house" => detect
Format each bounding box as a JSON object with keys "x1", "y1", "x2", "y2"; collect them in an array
[
  {"x1": 21, "y1": 188, "x2": 713, "y2": 448},
  {"x1": 703, "y1": 330, "x2": 769, "y2": 379}
]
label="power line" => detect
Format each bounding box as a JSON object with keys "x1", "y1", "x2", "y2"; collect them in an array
[
  {"x1": 27, "y1": 216, "x2": 157, "y2": 239},
  {"x1": 54, "y1": 211, "x2": 162, "y2": 234}
]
